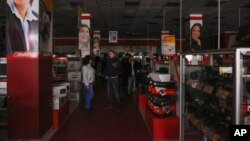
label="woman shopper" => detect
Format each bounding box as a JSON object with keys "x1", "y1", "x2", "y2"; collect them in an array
[{"x1": 82, "y1": 55, "x2": 95, "y2": 111}]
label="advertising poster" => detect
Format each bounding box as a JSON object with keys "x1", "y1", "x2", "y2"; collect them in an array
[
  {"x1": 79, "y1": 13, "x2": 91, "y2": 58},
  {"x1": 109, "y1": 31, "x2": 118, "y2": 43},
  {"x1": 6, "y1": 0, "x2": 39, "y2": 53},
  {"x1": 188, "y1": 14, "x2": 203, "y2": 51},
  {"x1": 39, "y1": 0, "x2": 53, "y2": 53},
  {"x1": 161, "y1": 35, "x2": 176, "y2": 56},
  {"x1": 93, "y1": 30, "x2": 101, "y2": 56}
]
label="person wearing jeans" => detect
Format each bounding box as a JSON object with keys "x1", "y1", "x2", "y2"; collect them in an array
[
  {"x1": 104, "y1": 50, "x2": 121, "y2": 111},
  {"x1": 82, "y1": 55, "x2": 95, "y2": 111},
  {"x1": 127, "y1": 55, "x2": 141, "y2": 96}
]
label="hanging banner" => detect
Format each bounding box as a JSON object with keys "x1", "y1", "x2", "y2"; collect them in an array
[
  {"x1": 79, "y1": 13, "x2": 91, "y2": 58},
  {"x1": 188, "y1": 14, "x2": 203, "y2": 51},
  {"x1": 93, "y1": 30, "x2": 101, "y2": 56},
  {"x1": 161, "y1": 34, "x2": 176, "y2": 56},
  {"x1": 189, "y1": 14, "x2": 203, "y2": 30},
  {"x1": 6, "y1": 0, "x2": 39, "y2": 54},
  {"x1": 39, "y1": 0, "x2": 53, "y2": 53},
  {"x1": 109, "y1": 31, "x2": 118, "y2": 43}
]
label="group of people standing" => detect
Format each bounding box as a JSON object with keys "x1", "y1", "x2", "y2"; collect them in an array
[{"x1": 81, "y1": 50, "x2": 143, "y2": 112}]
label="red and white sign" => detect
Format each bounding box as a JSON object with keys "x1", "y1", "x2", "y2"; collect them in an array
[
  {"x1": 189, "y1": 14, "x2": 203, "y2": 30},
  {"x1": 80, "y1": 13, "x2": 91, "y2": 28}
]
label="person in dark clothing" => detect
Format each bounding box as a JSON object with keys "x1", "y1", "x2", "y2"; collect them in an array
[
  {"x1": 6, "y1": 0, "x2": 39, "y2": 53},
  {"x1": 127, "y1": 55, "x2": 141, "y2": 96},
  {"x1": 121, "y1": 53, "x2": 131, "y2": 93},
  {"x1": 103, "y1": 50, "x2": 122, "y2": 111}
]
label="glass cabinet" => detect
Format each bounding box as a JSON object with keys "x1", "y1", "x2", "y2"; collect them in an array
[{"x1": 179, "y1": 48, "x2": 250, "y2": 141}]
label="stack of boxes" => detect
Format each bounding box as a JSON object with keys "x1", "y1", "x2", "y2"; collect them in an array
[
  {"x1": 52, "y1": 57, "x2": 70, "y2": 129},
  {"x1": 53, "y1": 83, "x2": 69, "y2": 110},
  {"x1": 67, "y1": 57, "x2": 82, "y2": 110}
]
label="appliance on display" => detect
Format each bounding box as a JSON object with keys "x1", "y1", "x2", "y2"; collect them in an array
[
  {"x1": 67, "y1": 61, "x2": 81, "y2": 71},
  {"x1": 56, "y1": 82, "x2": 70, "y2": 94},
  {"x1": 68, "y1": 92, "x2": 80, "y2": 101},
  {"x1": 69, "y1": 81, "x2": 81, "y2": 92},
  {"x1": 53, "y1": 85, "x2": 67, "y2": 98},
  {"x1": 53, "y1": 96, "x2": 68, "y2": 110},
  {"x1": 67, "y1": 71, "x2": 81, "y2": 81},
  {"x1": 150, "y1": 73, "x2": 171, "y2": 82},
  {"x1": 0, "y1": 81, "x2": 7, "y2": 95}
]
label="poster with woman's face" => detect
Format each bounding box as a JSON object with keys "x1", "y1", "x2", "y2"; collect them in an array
[
  {"x1": 79, "y1": 24, "x2": 90, "y2": 58},
  {"x1": 79, "y1": 13, "x2": 91, "y2": 58},
  {"x1": 6, "y1": 0, "x2": 39, "y2": 53}
]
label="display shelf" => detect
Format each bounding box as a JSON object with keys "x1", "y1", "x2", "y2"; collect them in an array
[
  {"x1": 180, "y1": 48, "x2": 250, "y2": 141},
  {"x1": 184, "y1": 112, "x2": 227, "y2": 141}
]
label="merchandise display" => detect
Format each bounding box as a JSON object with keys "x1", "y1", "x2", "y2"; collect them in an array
[
  {"x1": 145, "y1": 57, "x2": 177, "y2": 118},
  {"x1": 180, "y1": 48, "x2": 250, "y2": 141}
]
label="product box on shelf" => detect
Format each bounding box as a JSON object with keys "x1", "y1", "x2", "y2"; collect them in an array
[
  {"x1": 54, "y1": 82, "x2": 70, "y2": 94},
  {"x1": 67, "y1": 61, "x2": 81, "y2": 71},
  {"x1": 0, "y1": 81, "x2": 7, "y2": 95},
  {"x1": 53, "y1": 85, "x2": 67, "y2": 98},
  {"x1": 53, "y1": 96, "x2": 68, "y2": 110},
  {"x1": 70, "y1": 81, "x2": 81, "y2": 92},
  {"x1": 150, "y1": 73, "x2": 171, "y2": 82},
  {"x1": 0, "y1": 57, "x2": 7, "y2": 64},
  {"x1": 68, "y1": 92, "x2": 80, "y2": 101},
  {"x1": 67, "y1": 71, "x2": 81, "y2": 81}
]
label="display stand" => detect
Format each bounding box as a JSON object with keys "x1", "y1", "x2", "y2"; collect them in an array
[
  {"x1": 137, "y1": 57, "x2": 179, "y2": 141},
  {"x1": 145, "y1": 107, "x2": 179, "y2": 140},
  {"x1": 180, "y1": 48, "x2": 250, "y2": 141},
  {"x1": 7, "y1": 53, "x2": 52, "y2": 140}
]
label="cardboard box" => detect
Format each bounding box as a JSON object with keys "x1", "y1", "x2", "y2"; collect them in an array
[
  {"x1": 70, "y1": 81, "x2": 81, "y2": 92},
  {"x1": 0, "y1": 81, "x2": 7, "y2": 95},
  {"x1": 68, "y1": 92, "x2": 80, "y2": 101},
  {"x1": 54, "y1": 82, "x2": 70, "y2": 93},
  {"x1": 53, "y1": 85, "x2": 67, "y2": 98},
  {"x1": 67, "y1": 71, "x2": 81, "y2": 81},
  {"x1": 150, "y1": 73, "x2": 171, "y2": 82},
  {"x1": 53, "y1": 96, "x2": 68, "y2": 110},
  {"x1": 67, "y1": 61, "x2": 81, "y2": 71}
]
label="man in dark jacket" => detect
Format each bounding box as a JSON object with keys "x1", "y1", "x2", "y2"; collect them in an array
[
  {"x1": 127, "y1": 55, "x2": 141, "y2": 96},
  {"x1": 104, "y1": 50, "x2": 121, "y2": 111}
]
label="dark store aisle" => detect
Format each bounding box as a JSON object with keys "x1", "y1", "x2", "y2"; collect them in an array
[{"x1": 50, "y1": 79, "x2": 152, "y2": 141}]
